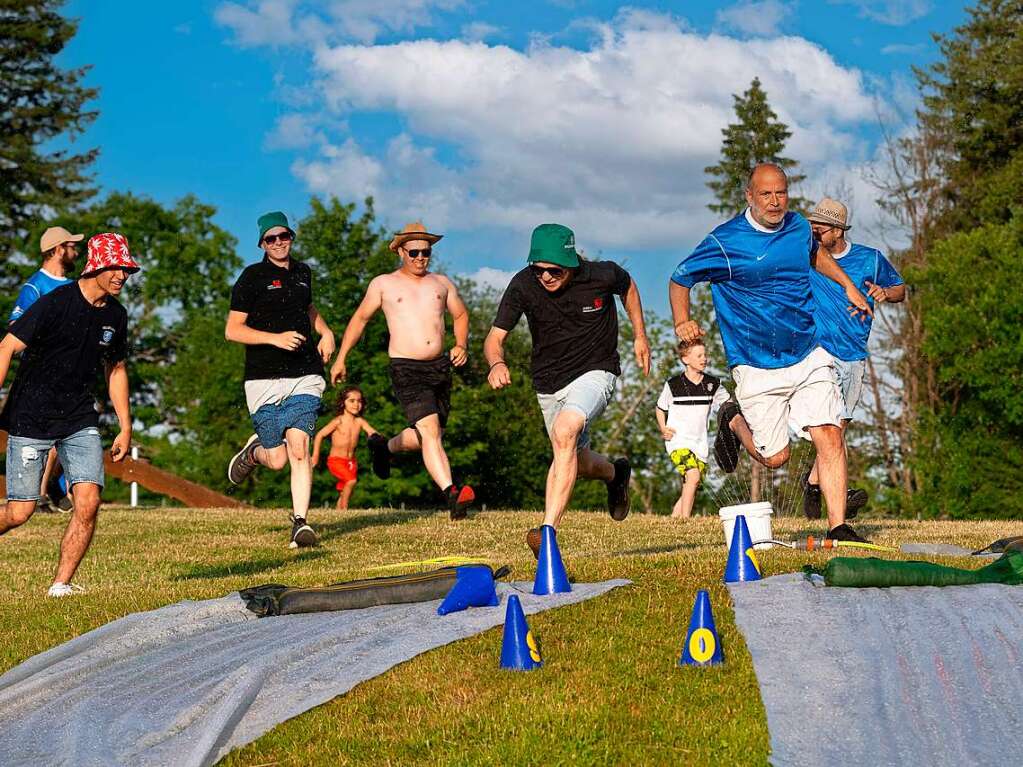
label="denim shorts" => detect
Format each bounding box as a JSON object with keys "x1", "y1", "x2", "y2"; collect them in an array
[
  {"x1": 5, "y1": 426, "x2": 104, "y2": 501},
  {"x1": 250, "y1": 394, "x2": 321, "y2": 449},
  {"x1": 536, "y1": 370, "x2": 617, "y2": 450}
]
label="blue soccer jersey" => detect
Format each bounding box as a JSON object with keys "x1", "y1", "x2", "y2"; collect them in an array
[
  {"x1": 810, "y1": 242, "x2": 903, "y2": 362},
  {"x1": 672, "y1": 210, "x2": 820, "y2": 370},
  {"x1": 9, "y1": 269, "x2": 73, "y2": 324}
]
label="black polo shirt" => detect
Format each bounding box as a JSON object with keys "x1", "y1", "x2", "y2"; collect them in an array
[
  {"x1": 230, "y1": 256, "x2": 323, "y2": 381},
  {"x1": 493, "y1": 260, "x2": 632, "y2": 394},
  {"x1": 0, "y1": 283, "x2": 128, "y2": 439}
]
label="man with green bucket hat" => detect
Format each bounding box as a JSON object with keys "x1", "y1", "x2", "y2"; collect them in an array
[
  {"x1": 225, "y1": 211, "x2": 336, "y2": 549},
  {"x1": 484, "y1": 223, "x2": 650, "y2": 557}
]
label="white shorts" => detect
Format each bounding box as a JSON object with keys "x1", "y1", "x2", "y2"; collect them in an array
[
  {"x1": 732, "y1": 347, "x2": 842, "y2": 457},
  {"x1": 834, "y1": 358, "x2": 866, "y2": 421}
]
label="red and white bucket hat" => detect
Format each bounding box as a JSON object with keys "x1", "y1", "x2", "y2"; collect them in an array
[{"x1": 82, "y1": 232, "x2": 141, "y2": 277}]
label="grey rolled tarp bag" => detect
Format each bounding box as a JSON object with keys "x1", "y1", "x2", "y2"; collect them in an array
[{"x1": 240, "y1": 565, "x2": 508, "y2": 617}]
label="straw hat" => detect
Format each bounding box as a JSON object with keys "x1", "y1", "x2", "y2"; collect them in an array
[
  {"x1": 807, "y1": 197, "x2": 851, "y2": 230},
  {"x1": 389, "y1": 221, "x2": 443, "y2": 252}
]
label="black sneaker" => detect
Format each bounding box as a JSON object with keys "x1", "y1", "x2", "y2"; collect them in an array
[
  {"x1": 36, "y1": 499, "x2": 58, "y2": 514},
  {"x1": 802, "y1": 473, "x2": 822, "y2": 520},
  {"x1": 55, "y1": 495, "x2": 73, "y2": 513},
  {"x1": 826, "y1": 523, "x2": 870, "y2": 544},
  {"x1": 846, "y1": 487, "x2": 868, "y2": 520},
  {"x1": 228, "y1": 434, "x2": 261, "y2": 485},
  {"x1": 289, "y1": 514, "x2": 318, "y2": 548},
  {"x1": 368, "y1": 433, "x2": 391, "y2": 479},
  {"x1": 447, "y1": 484, "x2": 475, "y2": 521},
  {"x1": 713, "y1": 399, "x2": 742, "y2": 473},
  {"x1": 607, "y1": 458, "x2": 632, "y2": 521}
]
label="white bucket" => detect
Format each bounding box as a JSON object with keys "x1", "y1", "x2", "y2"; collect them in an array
[{"x1": 719, "y1": 502, "x2": 774, "y2": 550}]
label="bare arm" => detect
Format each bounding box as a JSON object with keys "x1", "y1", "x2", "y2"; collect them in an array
[
  {"x1": 358, "y1": 417, "x2": 379, "y2": 437},
  {"x1": 865, "y1": 281, "x2": 906, "y2": 305},
  {"x1": 813, "y1": 247, "x2": 872, "y2": 319},
  {"x1": 331, "y1": 279, "x2": 383, "y2": 384},
  {"x1": 622, "y1": 278, "x2": 650, "y2": 376},
  {"x1": 669, "y1": 281, "x2": 704, "y2": 343},
  {"x1": 225, "y1": 311, "x2": 305, "y2": 350},
  {"x1": 0, "y1": 333, "x2": 27, "y2": 391},
  {"x1": 308, "y1": 304, "x2": 336, "y2": 364},
  {"x1": 105, "y1": 360, "x2": 132, "y2": 462},
  {"x1": 655, "y1": 407, "x2": 674, "y2": 440},
  {"x1": 484, "y1": 326, "x2": 511, "y2": 389},
  {"x1": 444, "y1": 277, "x2": 470, "y2": 366},
  {"x1": 311, "y1": 418, "x2": 338, "y2": 466}
]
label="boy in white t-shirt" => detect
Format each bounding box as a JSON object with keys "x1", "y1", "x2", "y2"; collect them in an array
[{"x1": 655, "y1": 340, "x2": 729, "y2": 518}]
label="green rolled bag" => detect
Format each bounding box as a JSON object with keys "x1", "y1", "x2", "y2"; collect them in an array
[{"x1": 807, "y1": 551, "x2": 1023, "y2": 588}]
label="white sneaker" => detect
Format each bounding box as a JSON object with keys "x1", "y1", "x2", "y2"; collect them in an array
[{"x1": 47, "y1": 582, "x2": 85, "y2": 598}]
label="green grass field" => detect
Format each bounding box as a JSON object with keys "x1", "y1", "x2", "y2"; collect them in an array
[{"x1": 2, "y1": 508, "x2": 1019, "y2": 765}]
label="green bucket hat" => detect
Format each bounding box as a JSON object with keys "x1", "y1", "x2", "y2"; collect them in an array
[
  {"x1": 257, "y1": 211, "x2": 295, "y2": 246},
  {"x1": 527, "y1": 223, "x2": 580, "y2": 268}
]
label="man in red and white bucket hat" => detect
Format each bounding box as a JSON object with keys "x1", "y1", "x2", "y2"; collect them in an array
[{"x1": 0, "y1": 232, "x2": 137, "y2": 597}]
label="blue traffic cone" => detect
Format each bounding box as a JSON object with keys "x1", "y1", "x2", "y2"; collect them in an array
[
  {"x1": 679, "y1": 589, "x2": 723, "y2": 666},
  {"x1": 500, "y1": 594, "x2": 543, "y2": 670},
  {"x1": 533, "y1": 524, "x2": 571, "y2": 595},
  {"x1": 724, "y1": 514, "x2": 762, "y2": 583}
]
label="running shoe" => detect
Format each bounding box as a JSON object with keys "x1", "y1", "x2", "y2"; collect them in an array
[
  {"x1": 35, "y1": 499, "x2": 58, "y2": 514},
  {"x1": 447, "y1": 484, "x2": 475, "y2": 521},
  {"x1": 713, "y1": 398, "x2": 742, "y2": 473},
  {"x1": 55, "y1": 494, "x2": 74, "y2": 512},
  {"x1": 526, "y1": 527, "x2": 543, "y2": 560},
  {"x1": 47, "y1": 582, "x2": 85, "y2": 598},
  {"x1": 607, "y1": 457, "x2": 632, "y2": 521},
  {"x1": 289, "y1": 514, "x2": 318, "y2": 548},
  {"x1": 802, "y1": 473, "x2": 822, "y2": 520},
  {"x1": 368, "y1": 433, "x2": 392, "y2": 479},
  {"x1": 825, "y1": 523, "x2": 870, "y2": 544},
  {"x1": 228, "y1": 434, "x2": 261, "y2": 485},
  {"x1": 846, "y1": 487, "x2": 868, "y2": 519}
]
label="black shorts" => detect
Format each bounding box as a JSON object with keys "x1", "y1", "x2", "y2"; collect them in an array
[{"x1": 389, "y1": 356, "x2": 452, "y2": 428}]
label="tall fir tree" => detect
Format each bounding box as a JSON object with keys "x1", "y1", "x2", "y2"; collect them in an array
[
  {"x1": 704, "y1": 77, "x2": 805, "y2": 216},
  {"x1": 0, "y1": 0, "x2": 97, "y2": 289}
]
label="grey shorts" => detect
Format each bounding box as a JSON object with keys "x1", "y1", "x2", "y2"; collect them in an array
[
  {"x1": 536, "y1": 370, "x2": 617, "y2": 451},
  {"x1": 5, "y1": 426, "x2": 104, "y2": 501},
  {"x1": 834, "y1": 358, "x2": 866, "y2": 421}
]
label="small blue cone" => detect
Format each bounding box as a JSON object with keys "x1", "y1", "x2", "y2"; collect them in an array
[
  {"x1": 724, "y1": 514, "x2": 762, "y2": 583},
  {"x1": 533, "y1": 524, "x2": 571, "y2": 595},
  {"x1": 679, "y1": 590, "x2": 724, "y2": 666},
  {"x1": 500, "y1": 595, "x2": 543, "y2": 670}
]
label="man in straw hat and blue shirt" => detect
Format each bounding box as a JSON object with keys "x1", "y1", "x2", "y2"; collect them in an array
[
  {"x1": 801, "y1": 196, "x2": 905, "y2": 519},
  {"x1": 670, "y1": 163, "x2": 872, "y2": 543},
  {"x1": 331, "y1": 222, "x2": 476, "y2": 520},
  {"x1": 0, "y1": 232, "x2": 137, "y2": 597},
  {"x1": 484, "y1": 223, "x2": 650, "y2": 557},
  {"x1": 226, "y1": 211, "x2": 336, "y2": 548}
]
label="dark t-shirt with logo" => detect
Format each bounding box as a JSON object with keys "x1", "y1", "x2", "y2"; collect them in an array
[
  {"x1": 493, "y1": 261, "x2": 632, "y2": 394},
  {"x1": 229, "y1": 256, "x2": 324, "y2": 382},
  {"x1": 0, "y1": 283, "x2": 128, "y2": 440}
]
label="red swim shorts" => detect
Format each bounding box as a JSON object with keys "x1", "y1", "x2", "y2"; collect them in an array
[{"x1": 326, "y1": 456, "x2": 358, "y2": 489}]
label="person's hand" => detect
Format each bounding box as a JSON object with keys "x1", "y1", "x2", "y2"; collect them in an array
[
  {"x1": 317, "y1": 332, "x2": 336, "y2": 364},
  {"x1": 488, "y1": 361, "x2": 511, "y2": 390},
  {"x1": 273, "y1": 331, "x2": 306, "y2": 351},
  {"x1": 845, "y1": 285, "x2": 873, "y2": 322},
  {"x1": 110, "y1": 431, "x2": 131, "y2": 462},
  {"x1": 660, "y1": 426, "x2": 675, "y2": 441},
  {"x1": 449, "y1": 344, "x2": 468, "y2": 366},
  {"x1": 675, "y1": 320, "x2": 704, "y2": 344},
  {"x1": 311, "y1": 452, "x2": 320, "y2": 468},
  {"x1": 634, "y1": 335, "x2": 651, "y2": 376},
  {"x1": 864, "y1": 280, "x2": 888, "y2": 304},
  {"x1": 330, "y1": 359, "x2": 347, "y2": 385}
]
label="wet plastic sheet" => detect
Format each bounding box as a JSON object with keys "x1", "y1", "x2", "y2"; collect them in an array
[
  {"x1": 729, "y1": 573, "x2": 1023, "y2": 767},
  {"x1": 0, "y1": 580, "x2": 628, "y2": 767}
]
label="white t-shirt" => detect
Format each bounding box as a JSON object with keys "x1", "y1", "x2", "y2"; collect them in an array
[{"x1": 656, "y1": 372, "x2": 729, "y2": 462}]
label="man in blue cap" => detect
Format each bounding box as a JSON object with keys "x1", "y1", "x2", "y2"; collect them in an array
[
  {"x1": 226, "y1": 212, "x2": 336, "y2": 548},
  {"x1": 484, "y1": 223, "x2": 650, "y2": 557}
]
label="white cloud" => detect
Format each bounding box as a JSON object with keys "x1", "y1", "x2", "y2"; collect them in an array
[
  {"x1": 830, "y1": 0, "x2": 932, "y2": 26},
  {"x1": 214, "y1": 0, "x2": 303, "y2": 46},
  {"x1": 715, "y1": 1, "x2": 794, "y2": 37},
  {"x1": 263, "y1": 113, "x2": 326, "y2": 150},
  {"x1": 464, "y1": 267, "x2": 516, "y2": 290},
  {"x1": 461, "y1": 21, "x2": 502, "y2": 42},
  {"x1": 880, "y1": 42, "x2": 926, "y2": 55}
]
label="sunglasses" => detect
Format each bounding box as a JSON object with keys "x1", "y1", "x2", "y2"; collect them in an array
[
  {"x1": 405, "y1": 248, "x2": 432, "y2": 259},
  {"x1": 530, "y1": 264, "x2": 567, "y2": 279},
  {"x1": 263, "y1": 232, "x2": 294, "y2": 245}
]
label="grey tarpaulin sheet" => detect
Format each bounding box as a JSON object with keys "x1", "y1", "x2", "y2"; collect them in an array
[
  {"x1": 729, "y1": 573, "x2": 1023, "y2": 767},
  {"x1": 0, "y1": 579, "x2": 628, "y2": 767}
]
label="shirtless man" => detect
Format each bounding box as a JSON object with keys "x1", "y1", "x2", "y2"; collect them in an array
[
  {"x1": 311, "y1": 386, "x2": 380, "y2": 510},
  {"x1": 331, "y1": 222, "x2": 475, "y2": 519}
]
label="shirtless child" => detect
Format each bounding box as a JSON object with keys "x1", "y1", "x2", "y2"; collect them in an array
[
  {"x1": 312, "y1": 386, "x2": 379, "y2": 510},
  {"x1": 330, "y1": 222, "x2": 475, "y2": 520}
]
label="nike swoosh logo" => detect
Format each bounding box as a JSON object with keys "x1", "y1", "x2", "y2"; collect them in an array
[{"x1": 756, "y1": 253, "x2": 769, "y2": 261}]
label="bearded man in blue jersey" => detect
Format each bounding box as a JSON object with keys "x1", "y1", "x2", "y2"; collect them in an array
[
  {"x1": 801, "y1": 197, "x2": 905, "y2": 519},
  {"x1": 669, "y1": 163, "x2": 871, "y2": 542}
]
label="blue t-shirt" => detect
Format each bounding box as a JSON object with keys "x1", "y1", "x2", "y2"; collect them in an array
[
  {"x1": 671, "y1": 210, "x2": 819, "y2": 370},
  {"x1": 9, "y1": 269, "x2": 73, "y2": 324},
  {"x1": 810, "y1": 242, "x2": 903, "y2": 362}
]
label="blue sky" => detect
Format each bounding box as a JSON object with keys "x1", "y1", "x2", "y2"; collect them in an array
[{"x1": 61, "y1": 1, "x2": 965, "y2": 313}]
